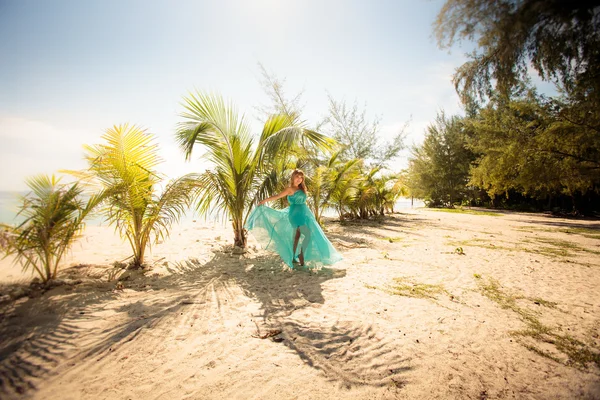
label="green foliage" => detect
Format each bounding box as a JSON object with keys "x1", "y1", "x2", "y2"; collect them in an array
[
  {"x1": 435, "y1": 0, "x2": 600, "y2": 104},
  {"x1": 325, "y1": 158, "x2": 362, "y2": 221},
  {"x1": 467, "y1": 93, "x2": 553, "y2": 197},
  {"x1": 466, "y1": 92, "x2": 600, "y2": 204},
  {"x1": 255, "y1": 62, "x2": 305, "y2": 122},
  {"x1": 71, "y1": 124, "x2": 200, "y2": 268},
  {"x1": 428, "y1": 1, "x2": 600, "y2": 213},
  {"x1": 408, "y1": 94, "x2": 599, "y2": 213},
  {"x1": 407, "y1": 111, "x2": 476, "y2": 207},
  {"x1": 350, "y1": 167, "x2": 406, "y2": 218},
  {"x1": 0, "y1": 175, "x2": 103, "y2": 282},
  {"x1": 303, "y1": 152, "x2": 357, "y2": 223},
  {"x1": 300, "y1": 153, "x2": 406, "y2": 223}
]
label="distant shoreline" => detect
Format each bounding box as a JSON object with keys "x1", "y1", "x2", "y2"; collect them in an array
[{"x1": 0, "y1": 190, "x2": 425, "y2": 225}]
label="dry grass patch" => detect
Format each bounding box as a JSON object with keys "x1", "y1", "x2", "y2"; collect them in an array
[
  {"x1": 366, "y1": 277, "x2": 449, "y2": 301},
  {"x1": 446, "y1": 238, "x2": 517, "y2": 253},
  {"x1": 428, "y1": 208, "x2": 503, "y2": 217},
  {"x1": 516, "y1": 226, "x2": 600, "y2": 240},
  {"x1": 476, "y1": 276, "x2": 600, "y2": 369},
  {"x1": 378, "y1": 236, "x2": 405, "y2": 243},
  {"x1": 533, "y1": 237, "x2": 600, "y2": 257},
  {"x1": 448, "y1": 236, "x2": 600, "y2": 260}
]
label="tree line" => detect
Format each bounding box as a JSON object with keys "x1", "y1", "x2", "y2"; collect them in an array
[{"x1": 407, "y1": 0, "x2": 600, "y2": 215}]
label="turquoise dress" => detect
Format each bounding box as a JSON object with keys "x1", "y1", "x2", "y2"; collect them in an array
[{"x1": 245, "y1": 190, "x2": 342, "y2": 268}]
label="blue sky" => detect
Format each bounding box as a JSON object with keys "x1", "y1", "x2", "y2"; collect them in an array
[{"x1": 0, "y1": 0, "x2": 468, "y2": 191}]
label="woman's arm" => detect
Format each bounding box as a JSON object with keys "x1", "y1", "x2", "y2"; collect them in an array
[{"x1": 259, "y1": 187, "x2": 293, "y2": 206}]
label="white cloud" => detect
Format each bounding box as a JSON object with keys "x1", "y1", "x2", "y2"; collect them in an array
[{"x1": 0, "y1": 116, "x2": 97, "y2": 190}]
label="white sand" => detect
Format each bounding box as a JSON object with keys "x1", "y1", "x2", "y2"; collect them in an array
[{"x1": 1, "y1": 209, "x2": 599, "y2": 399}]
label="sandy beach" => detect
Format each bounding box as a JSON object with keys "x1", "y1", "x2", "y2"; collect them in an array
[{"x1": 1, "y1": 208, "x2": 599, "y2": 399}]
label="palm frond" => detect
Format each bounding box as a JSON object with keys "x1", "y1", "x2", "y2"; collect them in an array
[
  {"x1": 143, "y1": 173, "x2": 201, "y2": 245},
  {"x1": 176, "y1": 91, "x2": 252, "y2": 162},
  {"x1": 258, "y1": 118, "x2": 335, "y2": 165}
]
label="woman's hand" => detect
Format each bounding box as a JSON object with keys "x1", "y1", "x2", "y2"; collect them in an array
[{"x1": 258, "y1": 199, "x2": 267, "y2": 206}]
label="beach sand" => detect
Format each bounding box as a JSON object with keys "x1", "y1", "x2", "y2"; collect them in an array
[{"x1": 1, "y1": 209, "x2": 599, "y2": 399}]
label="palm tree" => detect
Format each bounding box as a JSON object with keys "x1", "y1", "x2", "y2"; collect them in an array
[
  {"x1": 353, "y1": 166, "x2": 380, "y2": 219},
  {"x1": 302, "y1": 151, "x2": 357, "y2": 224},
  {"x1": 377, "y1": 175, "x2": 407, "y2": 214},
  {"x1": 349, "y1": 169, "x2": 407, "y2": 218},
  {"x1": 175, "y1": 91, "x2": 334, "y2": 247},
  {"x1": 0, "y1": 175, "x2": 104, "y2": 282},
  {"x1": 70, "y1": 124, "x2": 200, "y2": 268},
  {"x1": 326, "y1": 159, "x2": 362, "y2": 222}
]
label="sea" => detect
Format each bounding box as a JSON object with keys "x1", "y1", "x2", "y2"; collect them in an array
[{"x1": 0, "y1": 190, "x2": 424, "y2": 226}]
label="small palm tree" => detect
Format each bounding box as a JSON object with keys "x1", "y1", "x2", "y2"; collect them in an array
[
  {"x1": 70, "y1": 124, "x2": 200, "y2": 268},
  {"x1": 303, "y1": 151, "x2": 357, "y2": 224},
  {"x1": 0, "y1": 175, "x2": 104, "y2": 283},
  {"x1": 377, "y1": 175, "x2": 407, "y2": 214},
  {"x1": 353, "y1": 166, "x2": 381, "y2": 219},
  {"x1": 324, "y1": 158, "x2": 362, "y2": 222},
  {"x1": 307, "y1": 163, "x2": 328, "y2": 223},
  {"x1": 175, "y1": 91, "x2": 334, "y2": 247}
]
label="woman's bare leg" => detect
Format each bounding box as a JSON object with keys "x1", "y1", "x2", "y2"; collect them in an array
[
  {"x1": 299, "y1": 249, "x2": 304, "y2": 266},
  {"x1": 293, "y1": 228, "x2": 301, "y2": 262},
  {"x1": 298, "y1": 225, "x2": 311, "y2": 266}
]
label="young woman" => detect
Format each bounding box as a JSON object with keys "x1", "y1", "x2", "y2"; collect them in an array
[{"x1": 245, "y1": 169, "x2": 342, "y2": 268}]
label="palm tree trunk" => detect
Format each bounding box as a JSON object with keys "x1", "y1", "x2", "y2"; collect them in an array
[
  {"x1": 232, "y1": 218, "x2": 247, "y2": 248},
  {"x1": 132, "y1": 215, "x2": 146, "y2": 267},
  {"x1": 338, "y1": 204, "x2": 344, "y2": 222},
  {"x1": 134, "y1": 243, "x2": 145, "y2": 267},
  {"x1": 44, "y1": 246, "x2": 52, "y2": 282}
]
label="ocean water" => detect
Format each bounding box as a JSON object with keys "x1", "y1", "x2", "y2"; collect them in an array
[
  {"x1": 0, "y1": 191, "x2": 27, "y2": 225},
  {"x1": 0, "y1": 190, "x2": 424, "y2": 226},
  {"x1": 0, "y1": 190, "x2": 108, "y2": 226}
]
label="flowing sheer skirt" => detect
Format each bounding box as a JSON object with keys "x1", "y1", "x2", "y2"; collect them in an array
[{"x1": 245, "y1": 204, "x2": 343, "y2": 268}]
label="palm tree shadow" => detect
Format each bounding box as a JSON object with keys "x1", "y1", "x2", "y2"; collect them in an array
[
  {"x1": 0, "y1": 279, "x2": 188, "y2": 399},
  {"x1": 0, "y1": 287, "x2": 106, "y2": 398},
  {"x1": 0, "y1": 248, "x2": 410, "y2": 396},
  {"x1": 0, "y1": 314, "x2": 78, "y2": 398},
  {"x1": 279, "y1": 320, "x2": 412, "y2": 388}
]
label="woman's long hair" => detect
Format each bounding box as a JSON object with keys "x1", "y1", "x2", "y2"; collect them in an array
[{"x1": 290, "y1": 169, "x2": 308, "y2": 193}]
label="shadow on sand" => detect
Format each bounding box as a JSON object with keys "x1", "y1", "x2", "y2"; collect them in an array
[
  {"x1": 324, "y1": 213, "x2": 437, "y2": 247},
  {"x1": 0, "y1": 247, "x2": 412, "y2": 398}
]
